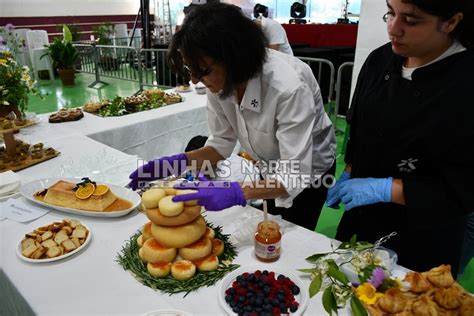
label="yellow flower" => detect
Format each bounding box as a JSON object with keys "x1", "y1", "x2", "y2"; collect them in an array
[
  {"x1": 355, "y1": 283, "x2": 384, "y2": 305},
  {"x1": 0, "y1": 59, "x2": 7, "y2": 64}
]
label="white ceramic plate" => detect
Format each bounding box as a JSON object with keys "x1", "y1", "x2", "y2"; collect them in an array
[
  {"x1": 20, "y1": 178, "x2": 140, "y2": 218},
  {"x1": 16, "y1": 223, "x2": 92, "y2": 263},
  {"x1": 218, "y1": 265, "x2": 308, "y2": 316},
  {"x1": 142, "y1": 310, "x2": 191, "y2": 316}
]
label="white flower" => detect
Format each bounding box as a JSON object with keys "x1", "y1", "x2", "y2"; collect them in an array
[
  {"x1": 2, "y1": 89, "x2": 8, "y2": 95},
  {"x1": 2, "y1": 100, "x2": 10, "y2": 105}
]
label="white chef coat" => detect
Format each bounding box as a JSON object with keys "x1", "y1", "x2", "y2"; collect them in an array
[
  {"x1": 260, "y1": 17, "x2": 293, "y2": 56},
  {"x1": 206, "y1": 49, "x2": 336, "y2": 207}
]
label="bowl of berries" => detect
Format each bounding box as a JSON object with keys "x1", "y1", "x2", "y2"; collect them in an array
[{"x1": 219, "y1": 265, "x2": 308, "y2": 315}]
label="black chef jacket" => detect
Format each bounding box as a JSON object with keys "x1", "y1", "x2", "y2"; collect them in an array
[{"x1": 336, "y1": 43, "x2": 474, "y2": 275}]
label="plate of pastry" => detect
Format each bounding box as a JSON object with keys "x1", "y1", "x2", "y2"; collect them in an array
[
  {"x1": 20, "y1": 177, "x2": 140, "y2": 217},
  {"x1": 17, "y1": 219, "x2": 91, "y2": 263},
  {"x1": 218, "y1": 265, "x2": 309, "y2": 316},
  {"x1": 174, "y1": 85, "x2": 192, "y2": 93}
]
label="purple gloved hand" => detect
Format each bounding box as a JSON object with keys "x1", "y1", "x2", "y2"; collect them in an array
[
  {"x1": 172, "y1": 180, "x2": 246, "y2": 211},
  {"x1": 128, "y1": 153, "x2": 187, "y2": 190}
]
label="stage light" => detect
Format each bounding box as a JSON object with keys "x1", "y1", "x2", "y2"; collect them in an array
[
  {"x1": 253, "y1": 4, "x2": 269, "y2": 18},
  {"x1": 289, "y1": 2, "x2": 307, "y2": 24}
]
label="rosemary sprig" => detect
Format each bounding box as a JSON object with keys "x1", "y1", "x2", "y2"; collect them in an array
[{"x1": 116, "y1": 221, "x2": 240, "y2": 297}]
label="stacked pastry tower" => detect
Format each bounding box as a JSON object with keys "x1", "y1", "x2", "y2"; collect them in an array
[{"x1": 137, "y1": 187, "x2": 225, "y2": 281}]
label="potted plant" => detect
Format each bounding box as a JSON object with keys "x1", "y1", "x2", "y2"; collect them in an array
[
  {"x1": 92, "y1": 23, "x2": 120, "y2": 71},
  {"x1": 42, "y1": 25, "x2": 79, "y2": 86},
  {"x1": 0, "y1": 51, "x2": 40, "y2": 118}
]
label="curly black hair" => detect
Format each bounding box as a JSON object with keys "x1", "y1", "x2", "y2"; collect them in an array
[{"x1": 168, "y1": 2, "x2": 268, "y2": 97}]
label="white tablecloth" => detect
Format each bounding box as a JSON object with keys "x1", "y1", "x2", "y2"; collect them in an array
[
  {"x1": 35, "y1": 90, "x2": 209, "y2": 160},
  {"x1": 2, "y1": 203, "x2": 365, "y2": 315}
]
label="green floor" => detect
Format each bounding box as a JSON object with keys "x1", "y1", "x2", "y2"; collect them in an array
[{"x1": 27, "y1": 73, "x2": 473, "y2": 292}]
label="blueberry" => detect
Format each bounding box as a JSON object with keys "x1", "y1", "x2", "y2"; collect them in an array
[
  {"x1": 240, "y1": 280, "x2": 247, "y2": 288},
  {"x1": 263, "y1": 270, "x2": 269, "y2": 276},
  {"x1": 291, "y1": 285, "x2": 300, "y2": 295},
  {"x1": 225, "y1": 294, "x2": 233, "y2": 303},
  {"x1": 239, "y1": 296, "x2": 245, "y2": 303},
  {"x1": 232, "y1": 307, "x2": 240, "y2": 313},
  {"x1": 263, "y1": 285, "x2": 271, "y2": 295},
  {"x1": 277, "y1": 274, "x2": 285, "y2": 280},
  {"x1": 255, "y1": 297, "x2": 263, "y2": 306},
  {"x1": 228, "y1": 288, "x2": 236, "y2": 295},
  {"x1": 245, "y1": 305, "x2": 253, "y2": 312},
  {"x1": 263, "y1": 297, "x2": 271, "y2": 305},
  {"x1": 277, "y1": 293, "x2": 285, "y2": 302},
  {"x1": 272, "y1": 298, "x2": 280, "y2": 306},
  {"x1": 290, "y1": 303, "x2": 299, "y2": 313}
]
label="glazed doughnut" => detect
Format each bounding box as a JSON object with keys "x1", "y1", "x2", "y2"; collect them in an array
[
  {"x1": 171, "y1": 260, "x2": 196, "y2": 281},
  {"x1": 147, "y1": 262, "x2": 172, "y2": 278},
  {"x1": 175, "y1": 189, "x2": 198, "y2": 206},
  {"x1": 142, "y1": 222, "x2": 153, "y2": 242},
  {"x1": 178, "y1": 235, "x2": 212, "y2": 261},
  {"x1": 194, "y1": 254, "x2": 219, "y2": 272},
  {"x1": 151, "y1": 216, "x2": 206, "y2": 248},
  {"x1": 204, "y1": 227, "x2": 215, "y2": 239},
  {"x1": 141, "y1": 238, "x2": 177, "y2": 263},
  {"x1": 137, "y1": 235, "x2": 144, "y2": 247},
  {"x1": 158, "y1": 195, "x2": 184, "y2": 217},
  {"x1": 211, "y1": 239, "x2": 225, "y2": 256},
  {"x1": 142, "y1": 188, "x2": 166, "y2": 209},
  {"x1": 146, "y1": 205, "x2": 200, "y2": 227}
]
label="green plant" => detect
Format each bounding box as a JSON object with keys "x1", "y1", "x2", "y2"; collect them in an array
[
  {"x1": 57, "y1": 24, "x2": 82, "y2": 42},
  {"x1": 92, "y1": 23, "x2": 115, "y2": 45},
  {"x1": 42, "y1": 25, "x2": 79, "y2": 70},
  {"x1": 0, "y1": 51, "x2": 40, "y2": 113}
]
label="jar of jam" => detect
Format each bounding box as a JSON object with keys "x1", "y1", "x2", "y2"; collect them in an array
[{"x1": 254, "y1": 221, "x2": 281, "y2": 262}]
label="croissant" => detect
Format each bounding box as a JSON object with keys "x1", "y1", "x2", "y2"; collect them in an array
[
  {"x1": 433, "y1": 286, "x2": 462, "y2": 310},
  {"x1": 377, "y1": 288, "x2": 408, "y2": 313},
  {"x1": 426, "y1": 265, "x2": 454, "y2": 288},
  {"x1": 405, "y1": 271, "x2": 432, "y2": 293},
  {"x1": 411, "y1": 296, "x2": 439, "y2": 316},
  {"x1": 460, "y1": 298, "x2": 474, "y2": 316}
]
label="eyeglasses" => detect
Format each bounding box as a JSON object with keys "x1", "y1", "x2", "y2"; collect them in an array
[
  {"x1": 382, "y1": 12, "x2": 390, "y2": 23},
  {"x1": 183, "y1": 60, "x2": 215, "y2": 81}
]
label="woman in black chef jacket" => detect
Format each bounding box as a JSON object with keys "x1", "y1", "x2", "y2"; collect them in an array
[{"x1": 327, "y1": 0, "x2": 474, "y2": 276}]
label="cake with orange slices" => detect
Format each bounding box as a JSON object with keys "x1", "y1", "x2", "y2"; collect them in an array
[{"x1": 40, "y1": 178, "x2": 117, "y2": 211}]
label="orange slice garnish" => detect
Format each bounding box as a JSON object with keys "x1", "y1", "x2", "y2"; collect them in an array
[
  {"x1": 93, "y1": 184, "x2": 109, "y2": 196},
  {"x1": 75, "y1": 183, "x2": 96, "y2": 199}
]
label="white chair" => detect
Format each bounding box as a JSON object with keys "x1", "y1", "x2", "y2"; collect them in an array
[
  {"x1": 12, "y1": 28, "x2": 32, "y2": 69},
  {"x1": 113, "y1": 23, "x2": 129, "y2": 46},
  {"x1": 26, "y1": 30, "x2": 55, "y2": 80}
]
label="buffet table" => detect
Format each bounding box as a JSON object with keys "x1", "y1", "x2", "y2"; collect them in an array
[
  {"x1": 2, "y1": 203, "x2": 407, "y2": 316},
  {"x1": 35, "y1": 90, "x2": 209, "y2": 161}
]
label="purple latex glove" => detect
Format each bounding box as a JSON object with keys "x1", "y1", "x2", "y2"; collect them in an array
[
  {"x1": 339, "y1": 177, "x2": 393, "y2": 210},
  {"x1": 127, "y1": 153, "x2": 187, "y2": 190},
  {"x1": 326, "y1": 170, "x2": 351, "y2": 209},
  {"x1": 172, "y1": 180, "x2": 246, "y2": 211}
]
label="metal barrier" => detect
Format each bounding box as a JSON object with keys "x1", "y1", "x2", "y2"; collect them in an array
[
  {"x1": 296, "y1": 56, "x2": 336, "y2": 123},
  {"x1": 335, "y1": 62, "x2": 354, "y2": 118},
  {"x1": 139, "y1": 48, "x2": 183, "y2": 90}
]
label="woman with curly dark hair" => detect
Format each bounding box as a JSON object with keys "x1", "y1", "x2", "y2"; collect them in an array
[{"x1": 128, "y1": 3, "x2": 336, "y2": 230}]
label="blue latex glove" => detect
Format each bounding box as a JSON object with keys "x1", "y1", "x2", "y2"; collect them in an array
[
  {"x1": 172, "y1": 180, "x2": 246, "y2": 211},
  {"x1": 326, "y1": 171, "x2": 351, "y2": 209},
  {"x1": 339, "y1": 177, "x2": 393, "y2": 210},
  {"x1": 127, "y1": 153, "x2": 187, "y2": 190}
]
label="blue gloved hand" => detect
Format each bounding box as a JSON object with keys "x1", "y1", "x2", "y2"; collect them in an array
[
  {"x1": 339, "y1": 177, "x2": 393, "y2": 210},
  {"x1": 172, "y1": 180, "x2": 246, "y2": 211},
  {"x1": 326, "y1": 171, "x2": 351, "y2": 209},
  {"x1": 127, "y1": 153, "x2": 187, "y2": 190}
]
